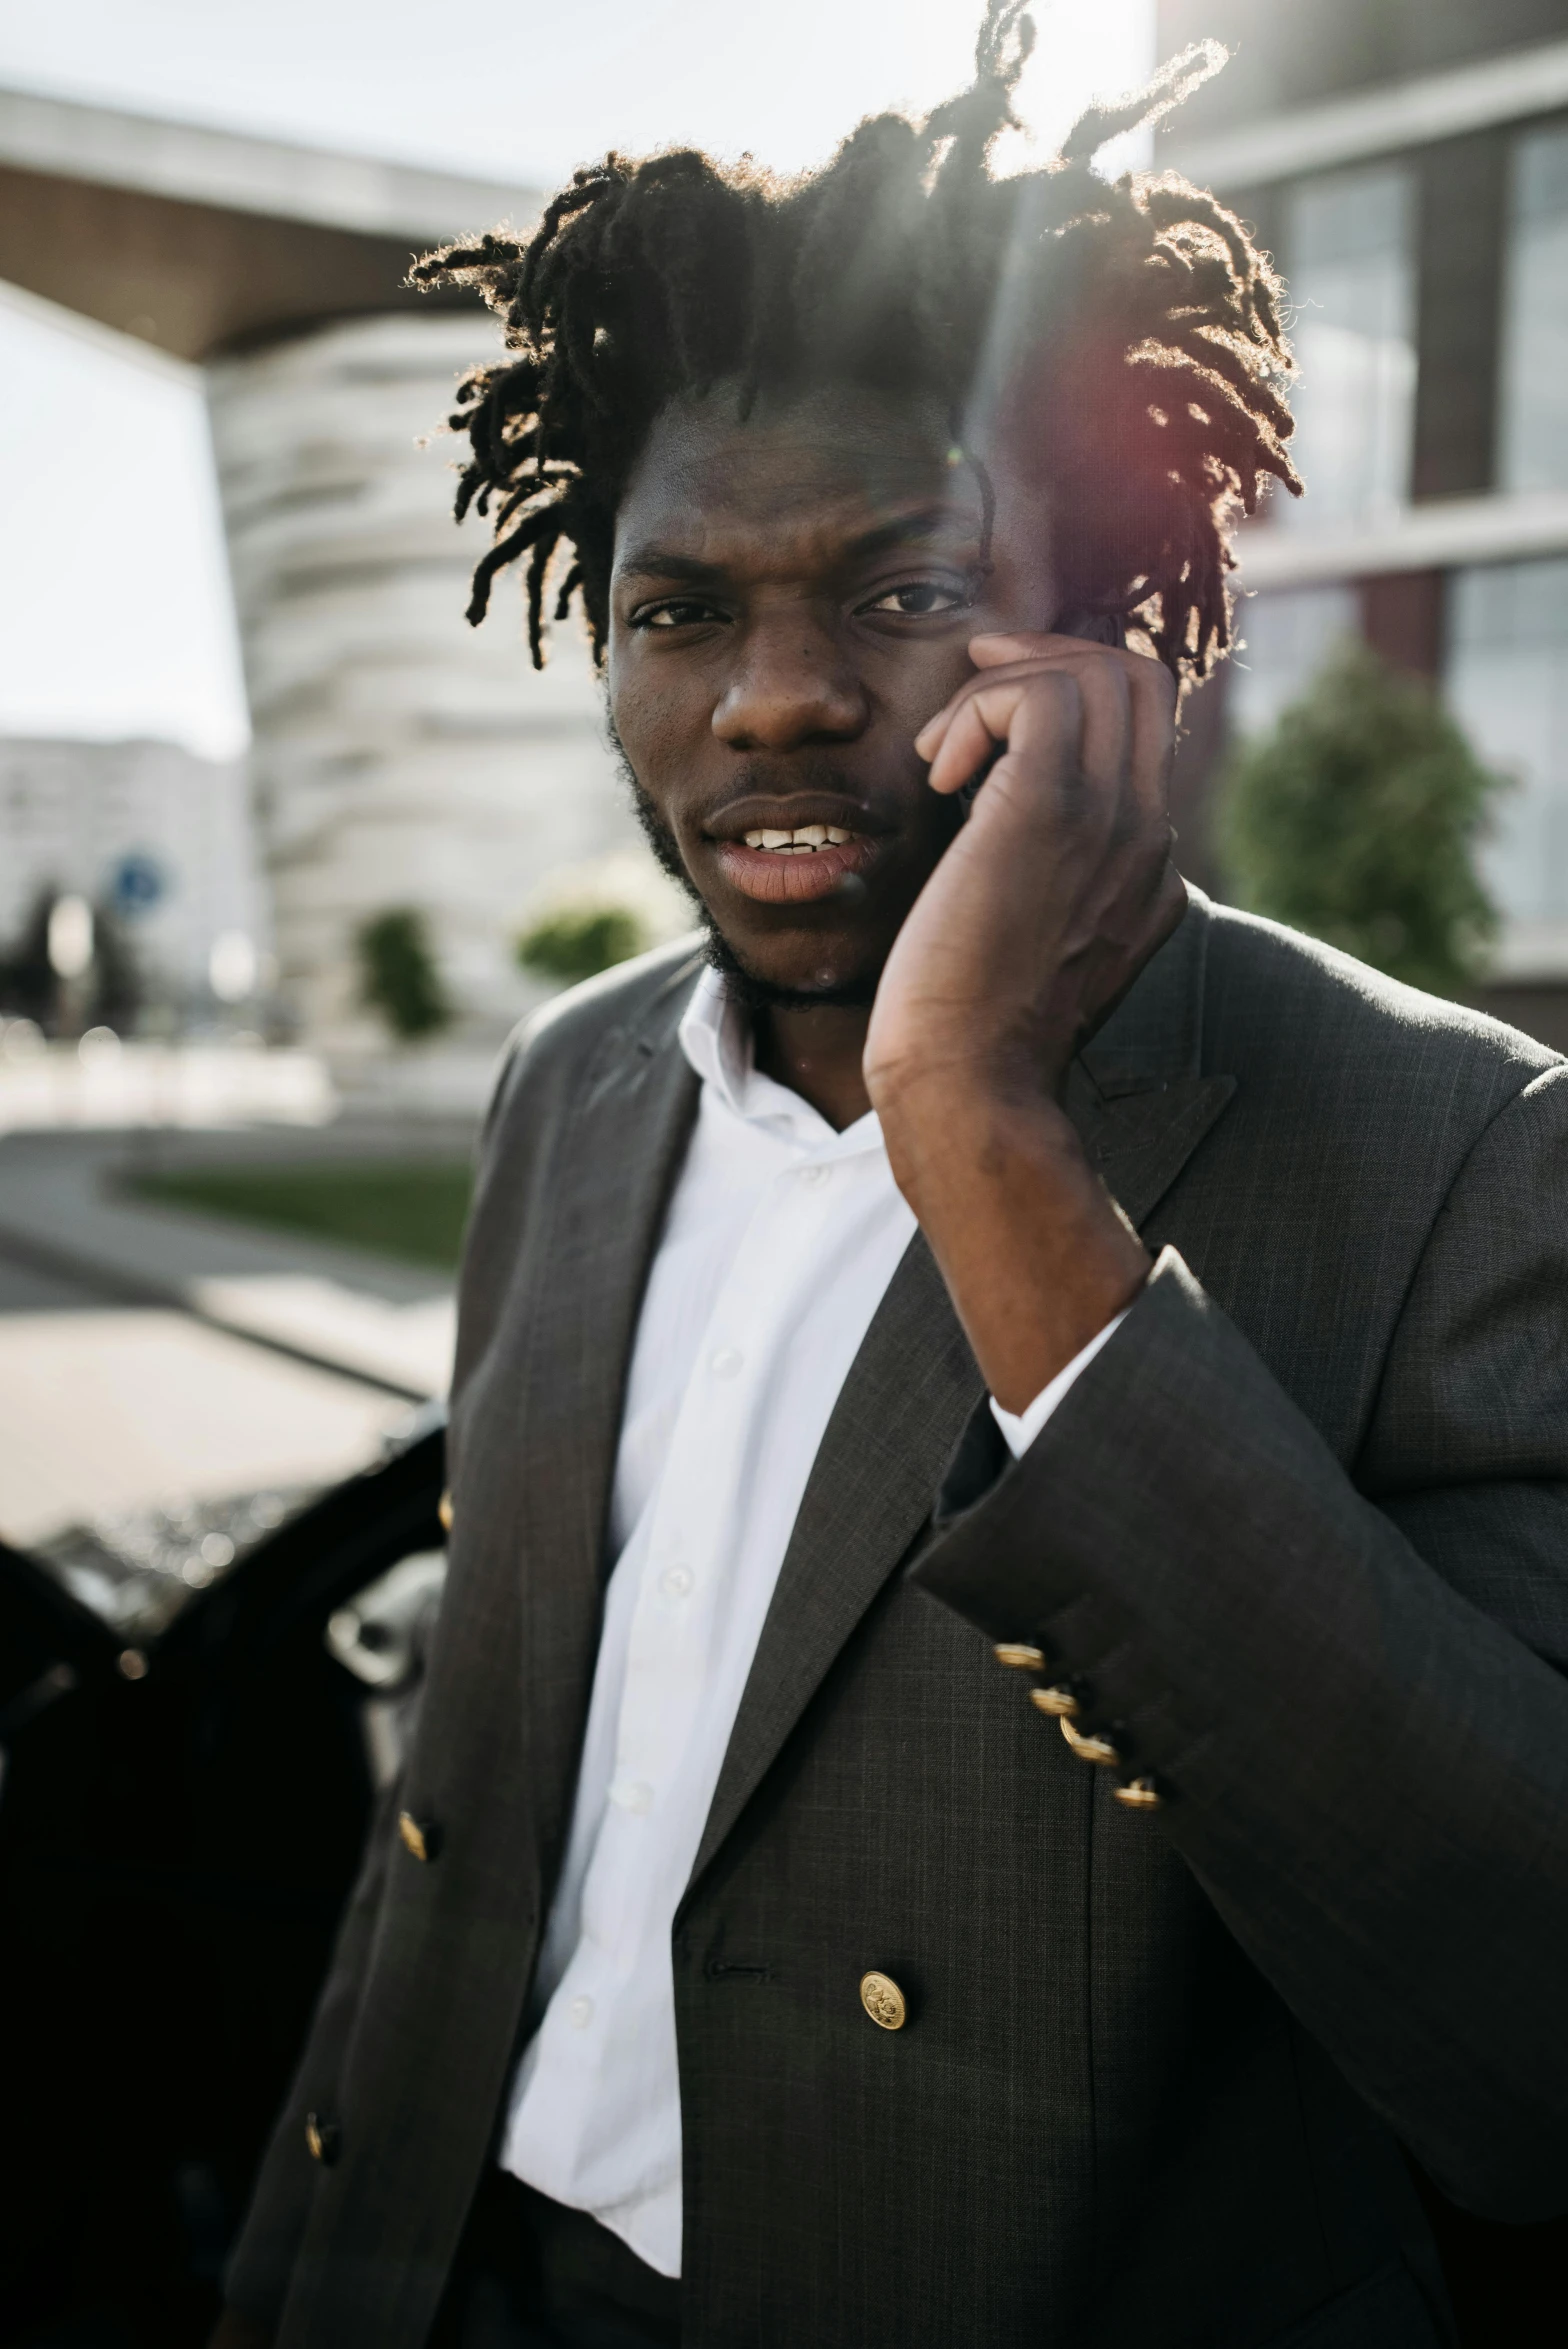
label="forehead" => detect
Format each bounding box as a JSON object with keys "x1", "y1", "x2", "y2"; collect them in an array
[{"x1": 613, "y1": 381, "x2": 982, "y2": 573}]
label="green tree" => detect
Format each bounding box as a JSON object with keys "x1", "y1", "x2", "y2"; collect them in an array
[
  {"x1": 1218, "y1": 642, "x2": 1504, "y2": 998},
  {"x1": 356, "y1": 908, "x2": 452, "y2": 1040},
  {"x1": 516, "y1": 903, "x2": 650, "y2": 986}
]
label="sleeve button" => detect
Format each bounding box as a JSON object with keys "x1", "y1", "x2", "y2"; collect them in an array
[
  {"x1": 305, "y1": 2112, "x2": 340, "y2": 2165},
  {"x1": 1059, "y1": 1717, "x2": 1121, "y2": 1765},
  {"x1": 1113, "y1": 1776, "x2": 1163, "y2": 1811},
  {"x1": 398, "y1": 1811, "x2": 440, "y2": 1862},
  {"x1": 860, "y1": 1971, "x2": 908, "y2": 2030},
  {"x1": 993, "y1": 1642, "x2": 1045, "y2": 1669},
  {"x1": 1029, "y1": 1684, "x2": 1081, "y2": 1718}
]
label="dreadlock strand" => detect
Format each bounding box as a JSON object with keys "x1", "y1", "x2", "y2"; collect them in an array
[{"x1": 411, "y1": 6, "x2": 1292, "y2": 683}]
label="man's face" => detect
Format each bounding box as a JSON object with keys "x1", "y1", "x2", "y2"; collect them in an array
[{"x1": 607, "y1": 380, "x2": 1060, "y2": 1001}]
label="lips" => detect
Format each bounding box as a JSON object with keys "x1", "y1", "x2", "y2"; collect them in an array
[
  {"x1": 704, "y1": 792, "x2": 885, "y2": 907},
  {"x1": 714, "y1": 834, "x2": 879, "y2": 904}
]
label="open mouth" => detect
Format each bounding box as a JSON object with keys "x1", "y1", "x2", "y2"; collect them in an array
[
  {"x1": 713, "y1": 825, "x2": 879, "y2": 906},
  {"x1": 740, "y1": 824, "x2": 855, "y2": 855}
]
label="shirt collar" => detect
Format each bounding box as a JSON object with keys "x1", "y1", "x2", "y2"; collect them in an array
[{"x1": 677, "y1": 965, "x2": 885, "y2": 1159}]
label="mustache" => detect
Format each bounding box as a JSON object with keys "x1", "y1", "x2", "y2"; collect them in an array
[{"x1": 703, "y1": 756, "x2": 874, "y2": 816}]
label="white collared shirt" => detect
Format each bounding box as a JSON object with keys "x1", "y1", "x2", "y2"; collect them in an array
[{"x1": 498, "y1": 968, "x2": 1118, "y2": 2274}]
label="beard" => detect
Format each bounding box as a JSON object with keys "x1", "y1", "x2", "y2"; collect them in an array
[{"x1": 614, "y1": 732, "x2": 882, "y2": 1014}]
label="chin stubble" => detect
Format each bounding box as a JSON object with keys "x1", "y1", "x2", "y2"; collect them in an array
[{"x1": 612, "y1": 733, "x2": 883, "y2": 1014}]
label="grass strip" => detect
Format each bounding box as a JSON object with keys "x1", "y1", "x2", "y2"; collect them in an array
[{"x1": 129, "y1": 1162, "x2": 474, "y2": 1272}]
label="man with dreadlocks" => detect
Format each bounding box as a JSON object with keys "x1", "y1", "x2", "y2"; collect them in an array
[{"x1": 218, "y1": 9, "x2": 1567, "y2": 2346}]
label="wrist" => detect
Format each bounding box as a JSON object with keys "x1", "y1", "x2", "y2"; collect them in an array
[
  {"x1": 873, "y1": 1066, "x2": 1076, "y2": 1203},
  {"x1": 876, "y1": 1072, "x2": 1149, "y2": 1414}
]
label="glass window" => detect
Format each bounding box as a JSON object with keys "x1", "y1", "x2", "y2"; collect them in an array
[
  {"x1": 1280, "y1": 166, "x2": 1417, "y2": 529},
  {"x1": 1227, "y1": 584, "x2": 1361, "y2": 739},
  {"x1": 1497, "y1": 124, "x2": 1568, "y2": 493},
  {"x1": 1446, "y1": 556, "x2": 1568, "y2": 929}
]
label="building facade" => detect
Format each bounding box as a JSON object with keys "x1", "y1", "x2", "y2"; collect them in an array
[
  {"x1": 0, "y1": 734, "x2": 262, "y2": 1014},
  {"x1": 0, "y1": 89, "x2": 638, "y2": 1071},
  {"x1": 1158, "y1": 0, "x2": 1568, "y2": 1040},
  {"x1": 205, "y1": 309, "x2": 636, "y2": 1056}
]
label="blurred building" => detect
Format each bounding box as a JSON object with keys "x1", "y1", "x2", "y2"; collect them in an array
[
  {"x1": 0, "y1": 734, "x2": 261, "y2": 1012},
  {"x1": 0, "y1": 91, "x2": 636, "y2": 1069},
  {"x1": 1159, "y1": 0, "x2": 1568, "y2": 1040}
]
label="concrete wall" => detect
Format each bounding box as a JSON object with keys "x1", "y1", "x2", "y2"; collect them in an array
[
  {"x1": 1160, "y1": 0, "x2": 1568, "y2": 128},
  {"x1": 206, "y1": 312, "x2": 639, "y2": 1060},
  {"x1": 0, "y1": 734, "x2": 261, "y2": 1004}
]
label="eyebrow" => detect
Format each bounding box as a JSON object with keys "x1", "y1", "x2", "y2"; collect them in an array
[{"x1": 615, "y1": 503, "x2": 979, "y2": 585}]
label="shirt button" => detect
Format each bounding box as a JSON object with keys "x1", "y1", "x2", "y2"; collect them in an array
[
  {"x1": 797, "y1": 1162, "x2": 829, "y2": 1185},
  {"x1": 566, "y1": 1995, "x2": 594, "y2": 2030},
  {"x1": 659, "y1": 1565, "x2": 693, "y2": 1598},
  {"x1": 710, "y1": 1347, "x2": 743, "y2": 1380},
  {"x1": 609, "y1": 1777, "x2": 654, "y2": 1815}
]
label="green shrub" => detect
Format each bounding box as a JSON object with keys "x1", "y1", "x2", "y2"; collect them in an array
[
  {"x1": 356, "y1": 908, "x2": 452, "y2": 1040},
  {"x1": 516, "y1": 903, "x2": 650, "y2": 986},
  {"x1": 1218, "y1": 642, "x2": 1504, "y2": 997}
]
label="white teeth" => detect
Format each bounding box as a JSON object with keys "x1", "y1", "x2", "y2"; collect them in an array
[{"x1": 741, "y1": 823, "x2": 857, "y2": 853}]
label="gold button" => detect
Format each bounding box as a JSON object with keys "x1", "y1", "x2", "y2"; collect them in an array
[
  {"x1": 438, "y1": 1489, "x2": 454, "y2": 1534},
  {"x1": 1114, "y1": 1776, "x2": 1163, "y2": 1811},
  {"x1": 1029, "y1": 1684, "x2": 1080, "y2": 1718},
  {"x1": 398, "y1": 1810, "x2": 436, "y2": 1862},
  {"x1": 304, "y1": 2112, "x2": 339, "y2": 2165},
  {"x1": 993, "y1": 1642, "x2": 1045, "y2": 1670},
  {"x1": 1060, "y1": 1716, "x2": 1120, "y2": 1765},
  {"x1": 860, "y1": 1971, "x2": 907, "y2": 2031}
]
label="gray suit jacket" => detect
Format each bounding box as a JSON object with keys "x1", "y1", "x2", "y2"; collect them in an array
[{"x1": 226, "y1": 891, "x2": 1568, "y2": 2349}]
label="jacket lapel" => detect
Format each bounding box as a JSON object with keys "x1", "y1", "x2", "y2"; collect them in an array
[
  {"x1": 688, "y1": 1231, "x2": 983, "y2": 1888},
  {"x1": 513, "y1": 961, "x2": 702, "y2": 1893},
  {"x1": 686, "y1": 889, "x2": 1238, "y2": 1890},
  {"x1": 1067, "y1": 886, "x2": 1236, "y2": 1227}
]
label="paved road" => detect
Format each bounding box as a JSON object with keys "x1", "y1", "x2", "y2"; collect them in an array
[
  {"x1": 0, "y1": 1127, "x2": 456, "y2": 1397},
  {"x1": 0, "y1": 1133, "x2": 440, "y2": 1554},
  {"x1": 0, "y1": 1245, "x2": 100, "y2": 1316}
]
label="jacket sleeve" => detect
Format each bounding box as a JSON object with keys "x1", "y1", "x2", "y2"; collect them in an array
[
  {"x1": 909, "y1": 1062, "x2": 1568, "y2": 2224},
  {"x1": 221, "y1": 1777, "x2": 403, "y2": 2329}
]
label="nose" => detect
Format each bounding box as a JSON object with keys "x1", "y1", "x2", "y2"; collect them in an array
[{"x1": 711, "y1": 610, "x2": 868, "y2": 751}]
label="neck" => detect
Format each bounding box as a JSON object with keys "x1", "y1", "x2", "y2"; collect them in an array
[{"x1": 753, "y1": 1001, "x2": 874, "y2": 1131}]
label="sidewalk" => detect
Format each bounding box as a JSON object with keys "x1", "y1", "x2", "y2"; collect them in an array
[{"x1": 0, "y1": 1128, "x2": 457, "y2": 1399}]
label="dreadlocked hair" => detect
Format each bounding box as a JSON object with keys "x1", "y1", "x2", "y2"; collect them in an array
[{"x1": 412, "y1": 1, "x2": 1298, "y2": 686}]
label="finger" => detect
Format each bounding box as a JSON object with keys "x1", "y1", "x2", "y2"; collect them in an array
[
  {"x1": 930, "y1": 661, "x2": 1133, "y2": 807},
  {"x1": 1121, "y1": 651, "x2": 1178, "y2": 821},
  {"x1": 914, "y1": 644, "x2": 1086, "y2": 759},
  {"x1": 922, "y1": 680, "x2": 1023, "y2": 794},
  {"x1": 971, "y1": 645, "x2": 1170, "y2": 825},
  {"x1": 925, "y1": 672, "x2": 1083, "y2": 797},
  {"x1": 969, "y1": 630, "x2": 1129, "y2": 670},
  {"x1": 967, "y1": 631, "x2": 1062, "y2": 668},
  {"x1": 1074, "y1": 654, "x2": 1133, "y2": 800},
  {"x1": 913, "y1": 636, "x2": 1157, "y2": 764}
]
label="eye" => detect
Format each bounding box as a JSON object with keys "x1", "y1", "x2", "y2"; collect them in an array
[
  {"x1": 859, "y1": 579, "x2": 971, "y2": 619},
  {"x1": 631, "y1": 597, "x2": 728, "y2": 630}
]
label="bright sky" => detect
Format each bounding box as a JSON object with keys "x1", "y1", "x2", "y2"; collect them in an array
[{"x1": 0, "y1": 0, "x2": 1156, "y2": 757}]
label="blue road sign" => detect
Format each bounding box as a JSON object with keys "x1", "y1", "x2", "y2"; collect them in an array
[{"x1": 109, "y1": 852, "x2": 166, "y2": 916}]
